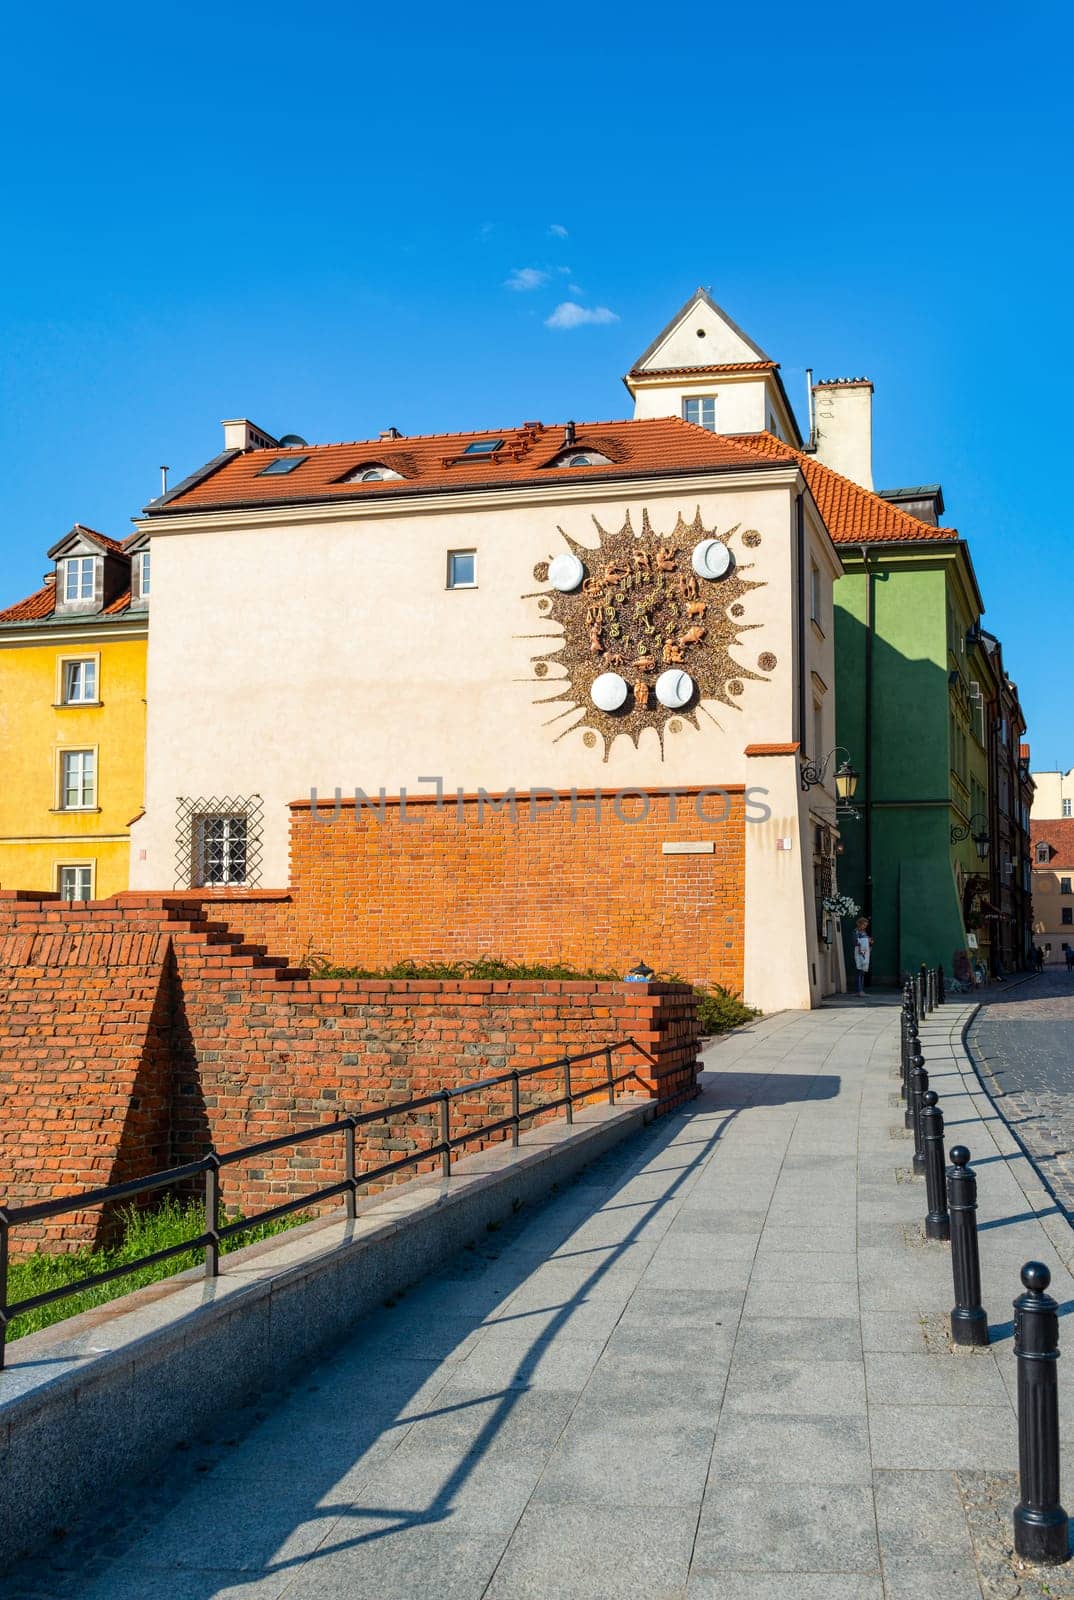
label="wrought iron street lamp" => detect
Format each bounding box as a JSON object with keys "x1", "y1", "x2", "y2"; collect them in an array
[
  {"x1": 800, "y1": 747, "x2": 860, "y2": 806},
  {"x1": 951, "y1": 812, "x2": 991, "y2": 862}
]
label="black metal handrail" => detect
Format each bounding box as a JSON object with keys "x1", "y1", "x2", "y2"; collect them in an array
[{"x1": 0, "y1": 1037, "x2": 656, "y2": 1368}]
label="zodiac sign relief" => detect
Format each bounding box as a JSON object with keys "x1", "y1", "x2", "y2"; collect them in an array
[{"x1": 526, "y1": 506, "x2": 768, "y2": 759}]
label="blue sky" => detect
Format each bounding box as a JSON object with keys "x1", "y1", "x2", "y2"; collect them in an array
[{"x1": 1, "y1": 0, "x2": 1070, "y2": 764}]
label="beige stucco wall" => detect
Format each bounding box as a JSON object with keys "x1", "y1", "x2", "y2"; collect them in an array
[
  {"x1": 132, "y1": 470, "x2": 843, "y2": 1009},
  {"x1": 631, "y1": 377, "x2": 769, "y2": 434},
  {"x1": 812, "y1": 384, "x2": 874, "y2": 489},
  {"x1": 1031, "y1": 770, "x2": 1074, "y2": 819},
  {"x1": 636, "y1": 296, "x2": 761, "y2": 369}
]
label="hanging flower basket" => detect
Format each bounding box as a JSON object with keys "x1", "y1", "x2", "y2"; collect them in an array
[{"x1": 822, "y1": 893, "x2": 859, "y2": 920}]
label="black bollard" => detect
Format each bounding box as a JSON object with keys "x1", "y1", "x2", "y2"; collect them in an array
[
  {"x1": 1013, "y1": 1262, "x2": 1070, "y2": 1565},
  {"x1": 938, "y1": 965, "x2": 946, "y2": 1004},
  {"x1": 910, "y1": 1051, "x2": 928, "y2": 1175},
  {"x1": 920, "y1": 962, "x2": 929, "y2": 1014},
  {"x1": 904, "y1": 1017, "x2": 919, "y2": 1128},
  {"x1": 921, "y1": 1091, "x2": 950, "y2": 1241},
  {"x1": 947, "y1": 1147, "x2": 988, "y2": 1346}
]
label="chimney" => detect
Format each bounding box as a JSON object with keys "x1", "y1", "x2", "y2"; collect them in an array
[
  {"x1": 221, "y1": 419, "x2": 278, "y2": 452},
  {"x1": 811, "y1": 379, "x2": 873, "y2": 489},
  {"x1": 43, "y1": 572, "x2": 56, "y2": 587},
  {"x1": 379, "y1": 426, "x2": 402, "y2": 441},
  {"x1": 564, "y1": 420, "x2": 577, "y2": 447}
]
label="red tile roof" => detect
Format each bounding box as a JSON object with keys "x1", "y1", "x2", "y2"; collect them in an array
[
  {"x1": 627, "y1": 361, "x2": 778, "y2": 379},
  {"x1": 728, "y1": 432, "x2": 958, "y2": 544},
  {"x1": 1032, "y1": 818, "x2": 1074, "y2": 869},
  {"x1": 152, "y1": 416, "x2": 957, "y2": 550},
  {"x1": 0, "y1": 584, "x2": 134, "y2": 624},
  {"x1": 151, "y1": 418, "x2": 794, "y2": 513},
  {"x1": 1020, "y1": 742, "x2": 1031, "y2": 762}
]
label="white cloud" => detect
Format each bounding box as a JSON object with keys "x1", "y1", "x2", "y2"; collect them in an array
[
  {"x1": 505, "y1": 266, "x2": 550, "y2": 292},
  {"x1": 557, "y1": 265, "x2": 572, "y2": 275},
  {"x1": 568, "y1": 283, "x2": 584, "y2": 296},
  {"x1": 548, "y1": 223, "x2": 569, "y2": 238},
  {"x1": 545, "y1": 301, "x2": 619, "y2": 330}
]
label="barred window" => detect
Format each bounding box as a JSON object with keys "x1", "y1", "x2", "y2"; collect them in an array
[{"x1": 175, "y1": 795, "x2": 263, "y2": 889}]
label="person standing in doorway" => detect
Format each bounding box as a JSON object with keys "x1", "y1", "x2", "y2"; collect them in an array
[{"x1": 852, "y1": 917, "x2": 874, "y2": 997}]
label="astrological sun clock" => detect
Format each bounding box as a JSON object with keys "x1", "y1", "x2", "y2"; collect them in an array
[{"x1": 524, "y1": 508, "x2": 771, "y2": 759}]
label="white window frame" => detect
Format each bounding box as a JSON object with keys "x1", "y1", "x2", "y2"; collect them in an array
[
  {"x1": 682, "y1": 395, "x2": 718, "y2": 432},
  {"x1": 137, "y1": 549, "x2": 151, "y2": 598},
  {"x1": 1064, "y1": 798, "x2": 1072, "y2": 818},
  {"x1": 56, "y1": 862, "x2": 95, "y2": 901},
  {"x1": 810, "y1": 559, "x2": 823, "y2": 630},
  {"x1": 447, "y1": 550, "x2": 477, "y2": 589},
  {"x1": 57, "y1": 653, "x2": 100, "y2": 706},
  {"x1": 58, "y1": 747, "x2": 97, "y2": 810},
  {"x1": 63, "y1": 556, "x2": 97, "y2": 602},
  {"x1": 1036, "y1": 843, "x2": 1050, "y2": 864}
]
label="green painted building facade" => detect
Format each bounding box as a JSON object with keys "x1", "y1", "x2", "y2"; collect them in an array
[{"x1": 834, "y1": 535, "x2": 995, "y2": 985}]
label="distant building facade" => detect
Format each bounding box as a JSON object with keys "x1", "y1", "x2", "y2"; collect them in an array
[
  {"x1": 0, "y1": 525, "x2": 148, "y2": 898},
  {"x1": 1031, "y1": 818, "x2": 1074, "y2": 963}
]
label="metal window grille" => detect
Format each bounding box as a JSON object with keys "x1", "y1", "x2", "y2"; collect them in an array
[{"x1": 175, "y1": 795, "x2": 263, "y2": 889}]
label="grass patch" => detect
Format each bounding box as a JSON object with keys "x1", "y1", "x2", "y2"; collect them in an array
[{"x1": 6, "y1": 1197, "x2": 308, "y2": 1343}]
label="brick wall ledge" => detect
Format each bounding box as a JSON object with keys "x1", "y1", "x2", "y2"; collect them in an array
[{"x1": 0, "y1": 1097, "x2": 652, "y2": 1567}]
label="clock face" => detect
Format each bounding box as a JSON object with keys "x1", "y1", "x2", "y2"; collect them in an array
[{"x1": 526, "y1": 506, "x2": 769, "y2": 759}]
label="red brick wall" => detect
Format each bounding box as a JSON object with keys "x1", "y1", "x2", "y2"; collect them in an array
[
  {"x1": 0, "y1": 902, "x2": 175, "y2": 1251},
  {"x1": 0, "y1": 897, "x2": 701, "y2": 1254},
  {"x1": 180, "y1": 786, "x2": 746, "y2": 991}
]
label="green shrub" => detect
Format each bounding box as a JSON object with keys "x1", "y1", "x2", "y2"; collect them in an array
[
  {"x1": 303, "y1": 953, "x2": 625, "y2": 982},
  {"x1": 692, "y1": 983, "x2": 759, "y2": 1035},
  {"x1": 6, "y1": 1196, "x2": 308, "y2": 1343}
]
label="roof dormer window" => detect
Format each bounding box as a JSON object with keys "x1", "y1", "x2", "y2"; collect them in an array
[
  {"x1": 547, "y1": 449, "x2": 613, "y2": 469},
  {"x1": 257, "y1": 455, "x2": 308, "y2": 477},
  {"x1": 63, "y1": 556, "x2": 97, "y2": 603},
  {"x1": 347, "y1": 463, "x2": 404, "y2": 483},
  {"x1": 463, "y1": 439, "x2": 503, "y2": 456}
]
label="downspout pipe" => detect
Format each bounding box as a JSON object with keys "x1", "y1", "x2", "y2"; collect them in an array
[
  {"x1": 796, "y1": 494, "x2": 806, "y2": 748},
  {"x1": 861, "y1": 543, "x2": 874, "y2": 924}
]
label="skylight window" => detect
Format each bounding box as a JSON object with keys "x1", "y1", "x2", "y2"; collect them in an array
[
  {"x1": 257, "y1": 455, "x2": 309, "y2": 477},
  {"x1": 462, "y1": 439, "x2": 503, "y2": 456}
]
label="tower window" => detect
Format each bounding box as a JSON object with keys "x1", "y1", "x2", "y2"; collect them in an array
[{"x1": 683, "y1": 397, "x2": 718, "y2": 432}]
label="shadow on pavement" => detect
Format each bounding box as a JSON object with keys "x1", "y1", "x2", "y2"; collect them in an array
[{"x1": 3, "y1": 1067, "x2": 841, "y2": 1599}]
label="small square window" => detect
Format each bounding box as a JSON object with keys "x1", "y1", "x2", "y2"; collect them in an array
[
  {"x1": 1037, "y1": 844, "x2": 1051, "y2": 864},
  {"x1": 683, "y1": 396, "x2": 718, "y2": 431},
  {"x1": 62, "y1": 658, "x2": 97, "y2": 703},
  {"x1": 257, "y1": 455, "x2": 308, "y2": 476},
  {"x1": 58, "y1": 864, "x2": 93, "y2": 901},
  {"x1": 447, "y1": 551, "x2": 476, "y2": 589},
  {"x1": 1063, "y1": 908, "x2": 1073, "y2": 926}
]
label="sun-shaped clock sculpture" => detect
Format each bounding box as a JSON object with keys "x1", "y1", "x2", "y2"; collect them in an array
[{"x1": 524, "y1": 507, "x2": 769, "y2": 759}]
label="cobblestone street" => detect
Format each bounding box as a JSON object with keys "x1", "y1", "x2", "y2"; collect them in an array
[{"x1": 970, "y1": 971, "x2": 1074, "y2": 1212}]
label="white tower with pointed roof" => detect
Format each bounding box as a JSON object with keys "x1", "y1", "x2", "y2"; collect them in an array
[{"x1": 624, "y1": 288, "x2": 802, "y2": 444}]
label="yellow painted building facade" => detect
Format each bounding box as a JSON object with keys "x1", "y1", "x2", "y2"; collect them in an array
[{"x1": 0, "y1": 525, "x2": 148, "y2": 899}]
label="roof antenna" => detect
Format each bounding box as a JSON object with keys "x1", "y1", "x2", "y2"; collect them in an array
[
  {"x1": 564, "y1": 420, "x2": 576, "y2": 447},
  {"x1": 160, "y1": 465, "x2": 169, "y2": 495},
  {"x1": 805, "y1": 369, "x2": 815, "y2": 448}
]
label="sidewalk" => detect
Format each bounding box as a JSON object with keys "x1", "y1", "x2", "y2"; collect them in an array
[{"x1": 6, "y1": 996, "x2": 1073, "y2": 1600}]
